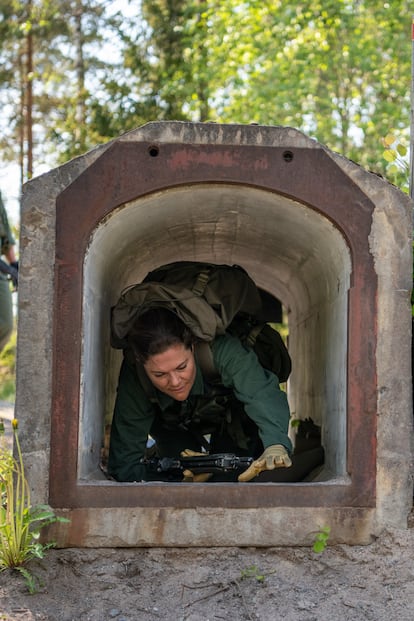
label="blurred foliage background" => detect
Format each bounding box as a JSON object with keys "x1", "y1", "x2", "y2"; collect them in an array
[
  {"x1": 0, "y1": 324, "x2": 16, "y2": 401},
  {"x1": 0, "y1": 0, "x2": 412, "y2": 189}
]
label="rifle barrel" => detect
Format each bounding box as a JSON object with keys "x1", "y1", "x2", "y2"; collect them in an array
[{"x1": 143, "y1": 453, "x2": 253, "y2": 474}]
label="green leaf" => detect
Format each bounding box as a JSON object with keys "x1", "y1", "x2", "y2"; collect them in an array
[
  {"x1": 383, "y1": 134, "x2": 396, "y2": 147},
  {"x1": 388, "y1": 164, "x2": 399, "y2": 175},
  {"x1": 313, "y1": 540, "x2": 326, "y2": 553},
  {"x1": 397, "y1": 143, "x2": 407, "y2": 157},
  {"x1": 383, "y1": 149, "x2": 396, "y2": 162}
]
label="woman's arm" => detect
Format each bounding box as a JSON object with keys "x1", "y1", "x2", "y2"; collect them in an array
[
  {"x1": 108, "y1": 357, "x2": 156, "y2": 481},
  {"x1": 212, "y1": 334, "x2": 292, "y2": 453}
]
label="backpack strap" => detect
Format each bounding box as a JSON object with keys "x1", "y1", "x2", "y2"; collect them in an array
[
  {"x1": 244, "y1": 322, "x2": 265, "y2": 348},
  {"x1": 191, "y1": 268, "x2": 211, "y2": 296},
  {"x1": 194, "y1": 341, "x2": 221, "y2": 384},
  {"x1": 194, "y1": 324, "x2": 267, "y2": 382}
]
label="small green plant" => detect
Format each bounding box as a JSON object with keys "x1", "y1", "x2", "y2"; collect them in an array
[
  {"x1": 312, "y1": 525, "x2": 331, "y2": 554},
  {"x1": 240, "y1": 564, "x2": 266, "y2": 583},
  {"x1": 0, "y1": 418, "x2": 69, "y2": 592}
]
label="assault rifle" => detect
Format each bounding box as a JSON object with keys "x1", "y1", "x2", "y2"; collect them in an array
[
  {"x1": 0, "y1": 259, "x2": 18, "y2": 288},
  {"x1": 142, "y1": 453, "x2": 254, "y2": 476}
]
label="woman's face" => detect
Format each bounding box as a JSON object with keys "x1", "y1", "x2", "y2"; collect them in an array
[{"x1": 143, "y1": 343, "x2": 197, "y2": 401}]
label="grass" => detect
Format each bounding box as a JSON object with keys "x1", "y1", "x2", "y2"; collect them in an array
[
  {"x1": 0, "y1": 329, "x2": 70, "y2": 592},
  {"x1": 0, "y1": 417, "x2": 69, "y2": 592}
]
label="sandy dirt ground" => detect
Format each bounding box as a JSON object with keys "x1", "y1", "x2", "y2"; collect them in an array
[
  {"x1": 1, "y1": 523, "x2": 414, "y2": 621},
  {"x1": 2, "y1": 402, "x2": 414, "y2": 621}
]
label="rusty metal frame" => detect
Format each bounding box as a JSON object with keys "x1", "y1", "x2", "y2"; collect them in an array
[{"x1": 50, "y1": 142, "x2": 377, "y2": 509}]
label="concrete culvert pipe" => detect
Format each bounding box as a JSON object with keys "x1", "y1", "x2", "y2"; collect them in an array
[{"x1": 17, "y1": 122, "x2": 412, "y2": 547}]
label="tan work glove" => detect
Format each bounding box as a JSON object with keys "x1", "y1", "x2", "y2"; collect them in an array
[
  {"x1": 238, "y1": 444, "x2": 292, "y2": 482},
  {"x1": 180, "y1": 449, "x2": 212, "y2": 482}
]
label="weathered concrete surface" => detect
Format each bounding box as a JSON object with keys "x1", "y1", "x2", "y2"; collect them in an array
[
  {"x1": 16, "y1": 122, "x2": 413, "y2": 547},
  {"x1": 46, "y1": 506, "x2": 376, "y2": 548}
]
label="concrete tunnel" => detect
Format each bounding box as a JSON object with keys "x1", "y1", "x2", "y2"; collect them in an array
[{"x1": 17, "y1": 122, "x2": 413, "y2": 547}]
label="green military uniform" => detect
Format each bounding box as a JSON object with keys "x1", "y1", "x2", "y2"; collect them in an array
[
  {"x1": 0, "y1": 193, "x2": 15, "y2": 352},
  {"x1": 108, "y1": 332, "x2": 292, "y2": 482}
]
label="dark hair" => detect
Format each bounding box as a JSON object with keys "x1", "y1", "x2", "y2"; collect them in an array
[{"x1": 127, "y1": 307, "x2": 194, "y2": 363}]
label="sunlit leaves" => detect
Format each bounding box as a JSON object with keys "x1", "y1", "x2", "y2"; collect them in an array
[{"x1": 381, "y1": 132, "x2": 409, "y2": 191}]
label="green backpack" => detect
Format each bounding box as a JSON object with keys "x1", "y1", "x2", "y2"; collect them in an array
[{"x1": 111, "y1": 261, "x2": 291, "y2": 383}]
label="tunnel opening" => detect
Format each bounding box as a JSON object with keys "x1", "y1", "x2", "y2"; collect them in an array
[{"x1": 79, "y1": 183, "x2": 351, "y2": 485}]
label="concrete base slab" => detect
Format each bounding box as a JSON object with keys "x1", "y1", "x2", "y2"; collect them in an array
[{"x1": 46, "y1": 506, "x2": 377, "y2": 548}]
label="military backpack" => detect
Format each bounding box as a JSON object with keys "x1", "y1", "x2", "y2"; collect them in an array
[{"x1": 111, "y1": 261, "x2": 291, "y2": 384}]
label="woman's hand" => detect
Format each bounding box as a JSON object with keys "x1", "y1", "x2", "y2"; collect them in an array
[
  {"x1": 181, "y1": 449, "x2": 212, "y2": 482},
  {"x1": 238, "y1": 445, "x2": 292, "y2": 482}
]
